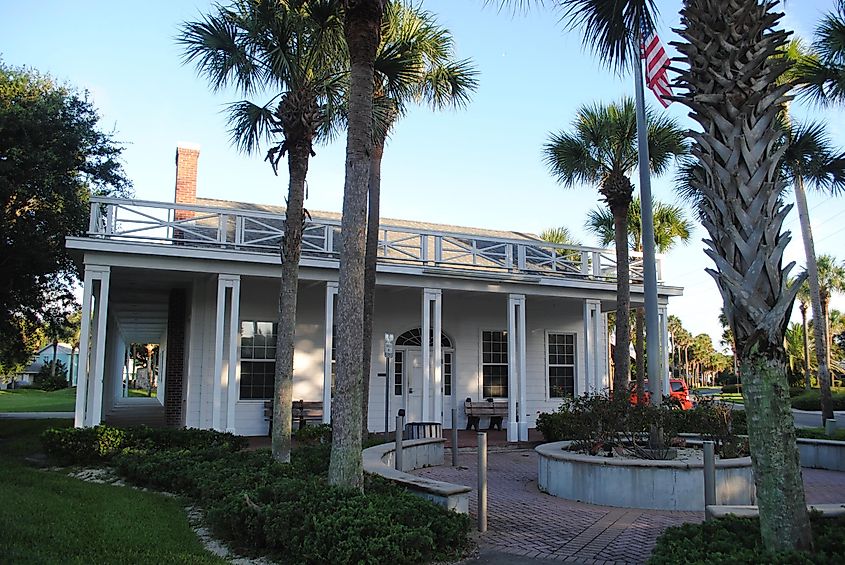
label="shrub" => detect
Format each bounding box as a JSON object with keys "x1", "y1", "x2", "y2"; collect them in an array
[
  {"x1": 672, "y1": 400, "x2": 747, "y2": 456},
  {"x1": 791, "y1": 389, "x2": 845, "y2": 411},
  {"x1": 721, "y1": 383, "x2": 741, "y2": 394},
  {"x1": 41, "y1": 425, "x2": 246, "y2": 464},
  {"x1": 795, "y1": 427, "x2": 845, "y2": 441},
  {"x1": 293, "y1": 423, "x2": 332, "y2": 445},
  {"x1": 33, "y1": 359, "x2": 68, "y2": 391},
  {"x1": 649, "y1": 514, "x2": 845, "y2": 564}
]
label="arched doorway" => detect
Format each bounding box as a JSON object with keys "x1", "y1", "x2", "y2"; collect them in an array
[{"x1": 394, "y1": 328, "x2": 454, "y2": 424}]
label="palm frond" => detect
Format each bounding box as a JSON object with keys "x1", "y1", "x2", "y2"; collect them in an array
[
  {"x1": 225, "y1": 99, "x2": 280, "y2": 154},
  {"x1": 584, "y1": 207, "x2": 616, "y2": 247},
  {"x1": 781, "y1": 120, "x2": 845, "y2": 196}
]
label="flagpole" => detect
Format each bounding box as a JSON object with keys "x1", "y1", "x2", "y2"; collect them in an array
[{"x1": 633, "y1": 35, "x2": 663, "y2": 406}]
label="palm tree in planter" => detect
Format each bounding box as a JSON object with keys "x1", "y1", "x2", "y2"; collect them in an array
[
  {"x1": 179, "y1": 0, "x2": 346, "y2": 464},
  {"x1": 543, "y1": 99, "x2": 685, "y2": 397},
  {"x1": 586, "y1": 197, "x2": 692, "y2": 401},
  {"x1": 359, "y1": 2, "x2": 478, "y2": 436},
  {"x1": 674, "y1": 0, "x2": 813, "y2": 549}
]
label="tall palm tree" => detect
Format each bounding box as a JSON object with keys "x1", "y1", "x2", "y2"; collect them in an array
[
  {"x1": 675, "y1": 0, "x2": 812, "y2": 549},
  {"x1": 330, "y1": 0, "x2": 385, "y2": 490},
  {"x1": 544, "y1": 99, "x2": 685, "y2": 397},
  {"x1": 817, "y1": 255, "x2": 845, "y2": 379},
  {"x1": 796, "y1": 281, "x2": 813, "y2": 390},
  {"x1": 794, "y1": 0, "x2": 845, "y2": 106},
  {"x1": 785, "y1": 322, "x2": 806, "y2": 383},
  {"x1": 360, "y1": 2, "x2": 478, "y2": 435},
  {"x1": 586, "y1": 197, "x2": 692, "y2": 399},
  {"x1": 179, "y1": 0, "x2": 346, "y2": 464},
  {"x1": 778, "y1": 122, "x2": 845, "y2": 422}
]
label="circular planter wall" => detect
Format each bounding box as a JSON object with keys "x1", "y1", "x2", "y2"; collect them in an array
[{"x1": 536, "y1": 441, "x2": 756, "y2": 511}]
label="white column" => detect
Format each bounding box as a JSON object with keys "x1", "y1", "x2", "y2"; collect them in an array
[
  {"x1": 226, "y1": 277, "x2": 241, "y2": 433},
  {"x1": 88, "y1": 269, "x2": 110, "y2": 426},
  {"x1": 517, "y1": 296, "x2": 528, "y2": 442},
  {"x1": 421, "y1": 289, "x2": 431, "y2": 420},
  {"x1": 428, "y1": 289, "x2": 443, "y2": 423},
  {"x1": 506, "y1": 294, "x2": 525, "y2": 442},
  {"x1": 659, "y1": 304, "x2": 670, "y2": 396},
  {"x1": 212, "y1": 277, "x2": 227, "y2": 431},
  {"x1": 583, "y1": 299, "x2": 602, "y2": 394},
  {"x1": 74, "y1": 268, "x2": 95, "y2": 427},
  {"x1": 323, "y1": 282, "x2": 338, "y2": 424}
]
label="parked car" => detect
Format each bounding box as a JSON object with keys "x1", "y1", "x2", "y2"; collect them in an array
[{"x1": 629, "y1": 379, "x2": 693, "y2": 410}]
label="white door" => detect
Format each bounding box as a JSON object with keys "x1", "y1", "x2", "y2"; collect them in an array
[{"x1": 406, "y1": 350, "x2": 424, "y2": 421}]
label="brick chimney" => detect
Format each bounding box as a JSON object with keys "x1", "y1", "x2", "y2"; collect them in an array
[{"x1": 174, "y1": 143, "x2": 200, "y2": 221}]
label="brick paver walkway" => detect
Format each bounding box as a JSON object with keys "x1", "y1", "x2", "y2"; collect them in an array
[{"x1": 410, "y1": 450, "x2": 845, "y2": 564}]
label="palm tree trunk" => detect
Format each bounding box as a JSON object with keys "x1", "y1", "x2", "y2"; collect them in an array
[
  {"x1": 801, "y1": 305, "x2": 811, "y2": 391},
  {"x1": 361, "y1": 140, "x2": 385, "y2": 438},
  {"x1": 612, "y1": 203, "x2": 631, "y2": 397},
  {"x1": 271, "y1": 142, "x2": 310, "y2": 464},
  {"x1": 329, "y1": 0, "x2": 382, "y2": 491},
  {"x1": 794, "y1": 175, "x2": 833, "y2": 420},
  {"x1": 635, "y1": 307, "x2": 646, "y2": 403}
]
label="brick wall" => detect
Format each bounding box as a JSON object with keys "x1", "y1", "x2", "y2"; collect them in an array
[
  {"x1": 165, "y1": 288, "x2": 187, "y2": 427},
  {"x1": 174, "y1": 145, "x2": 199, "y2": 222}
]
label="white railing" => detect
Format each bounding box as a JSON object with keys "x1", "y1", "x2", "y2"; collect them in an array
[{"x1": 85, "y1": 197, "x2": 663, "y2": 283}]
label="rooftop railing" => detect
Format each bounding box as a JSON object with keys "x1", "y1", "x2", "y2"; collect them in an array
[{"x1": 85, "y1": 197, "x2": 662, "y2": 283}]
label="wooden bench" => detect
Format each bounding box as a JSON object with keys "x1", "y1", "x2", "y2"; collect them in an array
[
  {"x1": 465, "y1": 398, "x2": 509, "y2": 431},
  {"x1": 264, "y1": 400, "x2": 324, "y2": 436}
]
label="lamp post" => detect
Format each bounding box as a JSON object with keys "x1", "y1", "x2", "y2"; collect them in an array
[{"x1": 384, "y1": 333, "x2": 395, "y2": 441}]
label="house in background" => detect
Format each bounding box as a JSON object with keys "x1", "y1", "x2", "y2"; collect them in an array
[
  {"x1": 66, "y1": 144, "x2": 682, "y2": 441},
  {"x1": 1, "y1": 343, "x2": 79, "y2": 389}
]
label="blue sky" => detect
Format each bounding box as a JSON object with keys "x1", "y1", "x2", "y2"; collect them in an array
[{"x1": 3, "y1": 0, "x2": 844, "y2": 348}]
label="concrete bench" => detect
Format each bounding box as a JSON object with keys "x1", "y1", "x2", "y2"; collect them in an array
[{"x1": 362, "y1": 438, "x2": 472, "y2": 513}]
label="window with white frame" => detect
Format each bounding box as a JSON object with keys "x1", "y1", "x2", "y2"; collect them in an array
[
  {"x1": 547, "y1": 332, "x2": 576, "y2": 398},
  {"x1": 444, "y1": 352, "x2": 453, "y2": 396},
  {"x1": 394, "y1": 350, "x2": 404, "y2": 395},
  {"x1": 482, "y1": 330, "x2": 508, "y2": 398},
  {"x1": 240, "y1": 321, "x2": 276, "y2": 400}
]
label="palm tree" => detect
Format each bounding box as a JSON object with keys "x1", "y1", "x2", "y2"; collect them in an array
[
  {"x1": 544, "y1": 99, "x2": 685, "y2": 397},
  {"x1": 818, "y1": 255, "x2": 845, "y2": 379},
  {"x1": 778, "y1": 121, "x2": 845, "y2": 422},
  {"x1": 179, "y1": 0, "x2": 346, "y2": 464},
  {"x1": 785, "y1": 322, "x2": 807, "y2": 384},
  {"x1": 330, "y1": 0, "x2": 385, "y2": 490},
  {"x1": 360, "y1": 2, "x2": 478, "y2": 435},
  {"x1": 586, "y1": 197, "x2": 692, "y2": 399},
  {"x1": 794, "y1": 1, "x2": 845, "y2": 106},
  {"x1": 796, "y1": 281, "x2": 813, "y2": 390},
  {"x1": 675, "y1": 0, "x2": 812, "y2": 549}
]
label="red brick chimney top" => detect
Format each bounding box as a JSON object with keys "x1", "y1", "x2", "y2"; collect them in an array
[{"x1": 175, "y1": 143, "x2": 200, "y2": 206}]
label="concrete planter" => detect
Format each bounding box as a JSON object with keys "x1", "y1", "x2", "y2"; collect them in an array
[
  {"x1": 797, "y1": 438, "x2": 845, "y2": 471},
  {"x1": 536, "y1": 441, "x2": 756, "y2": 511}
]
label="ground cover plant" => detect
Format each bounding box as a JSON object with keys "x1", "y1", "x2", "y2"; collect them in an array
[
  {"x1": 791, "y1": 388, "x2": 845, "y2": 411},
  {"x1": 649, "y1": 514, "x2": 845, "y2": 564},
  {"x1": 42, "y1": 425, "x2": 470, "y2": 564},
  {"x1": 0, "y1": 419, "x2": 225, "y2": 564},
  {"x1": 0, "y1": 387, "x2": 76, "y2": 412},
  {"x1": 795, "y1": 427, "x2": 845, "y2": 441}
]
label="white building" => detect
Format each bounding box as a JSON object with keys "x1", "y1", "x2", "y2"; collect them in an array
[{"x1": 68, "y1": 145, "x2": 682, "y2": 441}]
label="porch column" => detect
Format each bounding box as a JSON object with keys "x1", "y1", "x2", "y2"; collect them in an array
[
  {"x1": 507, "y1": 294, "x2": 526, "y2": 442},
  {"x1": 658, "y1": 304, "x2": 670, "y2": 395},
  {"x1": 74, "y1": 265, "x2": 110, "y2": 427},
  {"x1": 583, "y1": 299, "x2": 602, "y2": 393},
  {"x1": 226, "y1": 278, "x2": 241, "y2": 433},
  {"x1": 421, "y1": 289, "x2": 442, "y2": 423},
  {"x1": 323, "y1": 282, "x2": 338, "y2": 424},
  {"x1": 212, "y1": 274, "x2": 239, "y2": 432}
]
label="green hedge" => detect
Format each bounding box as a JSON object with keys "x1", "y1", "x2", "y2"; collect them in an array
[
  {"x1": 795, "y1": 427, "x2": 845, "y2": 441},
  {"x1": 721, "y1": 383, "x2": 742, "y2": 394},
  {"x1": 40, "y1": 425, "x2": 247, "y2": 464},
  {"x1": 649, "y1": 514, "x2": 845, "y2": 564},
  {"x1": 791, "y1": 389, "x2": 845, "y2": 411}
]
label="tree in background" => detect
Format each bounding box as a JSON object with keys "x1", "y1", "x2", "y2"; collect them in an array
[
  {"x1": 817, "y1": 255, "x2": 845, "y2": 386},
  {"x1": 586, "y1": 197, "x2": 692, "y2": 400},
  {"x1": 42, "y1": 303, "x2": 79, "y2": 382},
  {"x1": 0, "y1": 61, "x2": 130, "y2": 372},
  {"x1": 179, "y1": 0, "x2": 346, "y2": 464},
  {"x1": 360, "y1": 2, "x2": 478, "y2": 435},
  {"x1": 797, "y1": 281, "x2": 813, "y2": 390},
  {"x1": 544, "y1": 99, "x2": 685, "y2": 397},
  {"x1": 794, "y1": 0, "x2": 845, "y2": 106}
]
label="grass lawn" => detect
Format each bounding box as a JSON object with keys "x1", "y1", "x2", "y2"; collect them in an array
[
  {"x1": 718, "y1": 392, "x2": 743, "y2": 404},
  {"x1": 127, "y1": 388, "x2": 156, "y2": 398},
  {"x1": 0, "y1": 388, "x2": 76, "y2": 412},
  {"x1": 0, "y1": 419, "x2": 225, "y2": 564}
]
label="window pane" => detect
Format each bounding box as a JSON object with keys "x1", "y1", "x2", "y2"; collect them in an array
[{"x1": 548, "y1": 333, "x2": 576, "y2": 399}]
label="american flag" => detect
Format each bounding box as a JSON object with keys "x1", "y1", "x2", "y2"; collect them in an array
[{"x1": 640, "y1": 21, "x2": 673, "y2": 108}]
